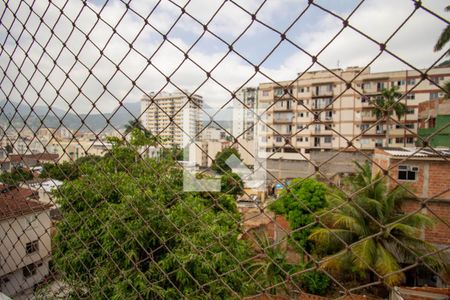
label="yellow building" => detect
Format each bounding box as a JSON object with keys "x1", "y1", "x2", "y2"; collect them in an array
[{"x1": 258, "y1": 66, "x2": 450, "y2": 156}]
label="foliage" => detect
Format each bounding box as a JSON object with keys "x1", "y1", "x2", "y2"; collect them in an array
[
  {"x1": 40, "y1": 161, "x2": 80, "y2": 181},
  {"x1": 249, "y1": 234, "x2": 295, "y2": 296},
  {"x1": 434, "y1": 5, "x2": 450, "y2": 56},
  {"x1": 220, "y1": 172, "x2": 244, "y2": 196},
  {"x1": 52, "y1": 131, "x2": 257, "y2": 299},
  {"x1": 160, "y1": 145, "x2": 185, "y2": 161},
  {"x1": 309, "y1": 162, "x2": 443, "y2": 287},
  {"x1": 211, "y1": 147, "x2": 241, "y2": 174},
  {"x1": 0, "y1": 167, "x2": 33, "y2": 185},
  {"x1": 298, "y1": 266, "x2": 331, "y2": 296},
  {"x1": 249, "y1": 235, "x2": 331, "y2": 296},
  {"x1": 124, "y1": 119, "x2": 151, "y2": 137},
  {"x1": 269, "y1": 178, "x2": 328, "y2": 253},
  {"x1": 443, "y1": 80, "x2": 450, "y2": 99}
]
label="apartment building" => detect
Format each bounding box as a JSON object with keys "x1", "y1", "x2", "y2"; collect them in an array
[
  {"x1": 140, "y1": 91, "x2": 203, "y2": 148},
  {"x1": 0, "y1": 185, "x2": 52, "y2": 298},
  {"x1": 258, "y1": 66, "x2": 450, "y2": 156},
  {"x1": 232, "y1": 87, "x2": 258, "y2": 141}
]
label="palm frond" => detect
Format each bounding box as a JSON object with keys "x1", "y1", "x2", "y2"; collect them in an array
[
  {"x1": 374, "y1": 244, "x2": 404, "y2": 286},
  {"x1": 351, "y1": 239, "x2": 377, "y2": 271}
]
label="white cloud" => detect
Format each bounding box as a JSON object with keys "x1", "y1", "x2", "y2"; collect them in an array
[{"x1": 0, "y1": 0, "x2": 448, "y2": 115}]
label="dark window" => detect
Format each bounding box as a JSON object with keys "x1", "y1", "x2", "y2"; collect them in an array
[
  {"x1": 23, "y1": 263, "x2": 37, "y2": 278},
  {"x1": 26, "y1": 240, "x2": 39, "y2": 254},
  {"x1": 398, "y1": 165, "x2": 418, "y2": 181}
]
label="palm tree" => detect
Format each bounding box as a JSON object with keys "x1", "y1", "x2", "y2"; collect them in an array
[
  {"x1": 434, "y1": 5, "x2": 450, "y2": 56},
  {"x1": 309, "y1": 162, "x2": 443, "y2": 287},
  {"x1": 371, "y1": 86, "x2": 406, "y2": 147},
  {"x1": 248, "y1": 234, "x2": 295, "y2": 295},
  {"x1": 124, "y1": 119, "x2": 151, "y2": 136},
  {"x1": 443, "y1": 80, "x2": 450, "y2": 99}
]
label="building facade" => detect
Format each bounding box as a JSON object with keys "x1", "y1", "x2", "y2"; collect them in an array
[
  {"x1": 140, "y1": 91, "x2": 203, "y2": 148},
  {"x1": 0, "y1": 186, "x2": 52, "y2": 298},
  {"x1": 233, "y1": 87, "x2": 258, "y2": 141},
  {"x1": 258, "y1": 66, "x2": 450, "y2": 156}
]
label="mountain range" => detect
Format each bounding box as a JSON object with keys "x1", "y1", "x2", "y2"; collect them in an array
[
  {"x1": 0, "y1": 100, "x2": 234, "y2": 133},
  {"x1": 0, "y1": 100, "x2": 141, "y2": 132}
]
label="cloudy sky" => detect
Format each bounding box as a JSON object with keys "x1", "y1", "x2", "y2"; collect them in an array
[{"x1": 0, "y1": 0, "x2": 448, "y2": 114}]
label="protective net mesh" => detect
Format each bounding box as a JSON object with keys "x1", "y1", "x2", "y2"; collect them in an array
[{"x1": 0, "y1": 0, "x2": 449, "y2": 299}]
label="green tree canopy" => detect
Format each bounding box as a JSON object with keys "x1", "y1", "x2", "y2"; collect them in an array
[
  {"x1": 52, "y1": 132, "x2": 257, "y2": 299},
  {"x1": 211, "y1": 147, "x2": 241, "y2": 174},
  {"x1": 0, "y1": 167, "x2": 33, "y2": 185},
  {"x1": 269, "y1": 178, "x2": 328, "y2": 254}
]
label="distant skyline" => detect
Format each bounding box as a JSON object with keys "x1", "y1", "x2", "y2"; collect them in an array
[{"x1": 0, "y1": 0, "x2": 448, "y2": 114}]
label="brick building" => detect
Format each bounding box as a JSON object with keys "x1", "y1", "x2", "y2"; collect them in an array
[{"x1": 372, "y1": 147, "x2": 450, "y2": 248}]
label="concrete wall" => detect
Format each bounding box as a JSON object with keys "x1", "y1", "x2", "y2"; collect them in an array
[{"x1": 265, "y1": 150, "x2": 370, "y2": 181}]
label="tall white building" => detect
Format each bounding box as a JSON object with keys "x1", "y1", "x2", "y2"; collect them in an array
[
  {"x1": 140, "y1": 91, "x2": 203, "y2": 148},
  {"x1": 232, "y1": 87, "x2": 258, "y2": 141}
]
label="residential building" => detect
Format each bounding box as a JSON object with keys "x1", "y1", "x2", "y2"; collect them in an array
[
  {"x1": 0, "y1": 153, "x2": 59, "y2": 173},
  {"x1": 233, "y1": 87, "x2": 258, "y2": 141},
  {"x1": 258, "y1": 66, "x2": 450, "y2": 156},
  {"x1": 418, "y1": 98, "x2": 450, "y2": 147},
  {"x1": 140, "y1": 91, "x2": 203, "y2": 148},
  {"x1": 0, "y1": 185, "x2": 52, "y2": 298},
  {"x1": 372, "y1": 147, "x2": 450, "y2": 285},
  {"x1": 202, "y1": 127, "x2": 226, "y2": 141},
  {"x1": 194, "y1": 140, "x2": 230, "y2": 168}
]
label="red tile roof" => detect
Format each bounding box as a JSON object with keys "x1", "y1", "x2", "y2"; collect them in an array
[{"x1": 0, "y1": 185, "x2": 52, "y2": 220}]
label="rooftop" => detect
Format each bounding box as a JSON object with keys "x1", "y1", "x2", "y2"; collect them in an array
[
  {"x1": 0, "y1": 185, "x2": 52, "y2": 221},
  {"x1": 378, "y1": 147, "x2": 450, "y2": 159}
]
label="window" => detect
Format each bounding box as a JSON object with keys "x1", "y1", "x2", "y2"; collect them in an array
[
  {"x1": 298, "y1": 112, "x2": 304, "y2": 117},
  {"x1": 296, "y1": 137, "x2": 303, "y2": 142},
  {"x1": 296, "y1": 124, "x2": 303, "y2": 130},
  {"x1": 361, "y1": 95, "x2": 370, "y2": 103},
  {"x1": 376, "y1": 82, "x2": 385, "y2": 91},
  {"x1": 360, "y1": 124, "x2": 369, "y2": 131},
  {"x1": 398, "y1": 165, "x2": 418, "y2": 181},
  {"x1": 325, "y1": 111, "x2": 332, "y2": 120},
  {"x1": 406, "y1": 108, "x2": 415, "y2": 115},
  {"x1": 305, "y1": 137, "x2": 309, "y2": 142},
  {"x1": 274, "y1": 88, "x2": 283, "y2": 96},
  {"x1": 26, "y1": 240, "x2": 39, "y2": 254},
  {"x1": 406, "y1": 93, "x2": 415, "y2": 100},
  {"x1": 362, "y1": 82, "x2": 371, "y2": 90},
  {"x1": 23, "y1": 263, "x2": 37, "y2": 278},
  {"x1": 406, "y1": 137, "x2": 414, "y2": 144},
  {"x1": 395, "y1": 137, "x2": 404, "y2": 144},
  {"x1": 430, "y1": 92, "x2": 439, "y2": 99},
  {"x1": 407, "y1": 78, "x2": 416, "y2": 85},
  {"x1": 360, "y1": 138, "x2": 369, "y2": 145},
  {"x1": 262, "y1": 90, "x2": 269, "y2": 96},
  {"x1": 324, "y1": 136, "x2": 332, "y2": 143},
  {"x1": 275, "y1": 136, "x2": 283, "y2": 143}
]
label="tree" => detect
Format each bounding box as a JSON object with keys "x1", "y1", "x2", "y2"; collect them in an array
[
  {"x1": 0, "y1": 167, "x2": 33, "y2": 185},
  {"x1": 52, "y1": 131, "x2": 257, "y2": 299},
  {"x1": 269, "y1": 178, "x2": 328, "y2": 256},
  {"x1": 211, "y1": 147, "x2": 241, "y2": 174},
  {"x1": 371, "y1": 86, "x2": 406, "y2": 147},
  {"x1": 124, "y1": 119, "x2": 151, "y2": 137},
  {"x1": 40, "y1": 161, "x2": 80, "y2": 181},
  {"x1": 309, "y1": 162, "x2": 443, "y2": 287},
  {"x1": 434, "y1": 5, "x2": 450, "y2": 56},
  {"x1": 220, "y1": 172, "x2": 244, "y2": 196},
  {"x1": 443, "y1": 80, "x2": 450, "y2": 99}
]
